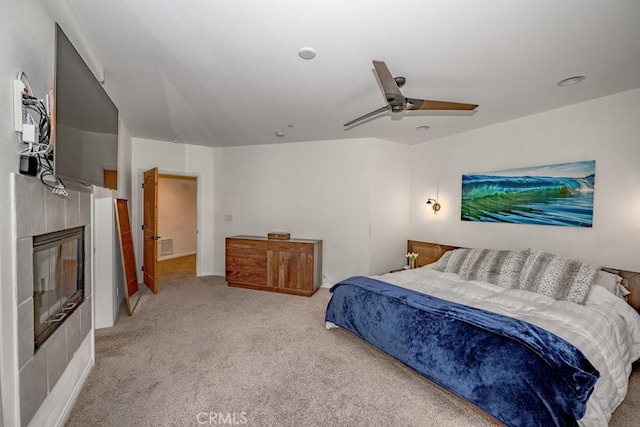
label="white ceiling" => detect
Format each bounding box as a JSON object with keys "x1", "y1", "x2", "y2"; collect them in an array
[{"x1": 59, "y1": 0, "x2": 640, "y2": 147}]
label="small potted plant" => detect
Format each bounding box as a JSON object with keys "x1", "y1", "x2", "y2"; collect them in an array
[{"x1": 406, "y1": 252, "x2": 419, "y2": 269}]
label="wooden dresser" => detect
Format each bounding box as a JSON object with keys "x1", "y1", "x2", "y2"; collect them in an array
[{"x1": 225, "y1": 235, "x2": 322, "y2": 297}]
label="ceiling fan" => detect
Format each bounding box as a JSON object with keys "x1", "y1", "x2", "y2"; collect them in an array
[{"x1": 344, "y1": 60, "x2": 478, "y2": 127}]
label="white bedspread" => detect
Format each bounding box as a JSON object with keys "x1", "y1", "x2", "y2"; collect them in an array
[{"x1": 373, "y1": 267, "x2": 640, "y2": 426}]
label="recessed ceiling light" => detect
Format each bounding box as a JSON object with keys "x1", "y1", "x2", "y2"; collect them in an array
[
  {"x1": 557, "y1": 76, "x2": 586, "y2": 86},
  {"x1": 275, "y1": 131, "x2": 285, "y2": 137},
  {"x1": 287, "y1": 124, "x2": 294, "y2": 128},
  {"x1": 416, "y1": 125, "x2": 430, "y2": 131},
  {"x1": 298, "y1": 47, "x2": 316, "y2": 60}
]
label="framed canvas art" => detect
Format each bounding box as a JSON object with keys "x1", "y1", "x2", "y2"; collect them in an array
[{"x1": 461, "y1": 160, "x2": 595, "y2": 227}]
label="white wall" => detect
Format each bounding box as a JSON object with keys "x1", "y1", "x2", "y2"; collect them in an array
[
  {"x1": 213, "y1": 137, "x2": 412, "y2": 283},
  {"x1": 369, "y1": 140, "x2": 412, "y2": 274},
  {"x1": 131, "y1": 138, "x2": 215, "y2": 276},
  {"x1": 93, "y1": 186, "x2": 126, "y2": 329},
  {"x1": 409, "y1": 88, "x2": 640, "y2": 271},
  {"x1": 118, "y1": 118, "x2": 133, "y2": 200}
]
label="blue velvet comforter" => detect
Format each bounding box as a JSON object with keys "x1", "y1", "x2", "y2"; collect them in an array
[{"x1": 325, "y1": 276, "x2": 600, "y2": 426}]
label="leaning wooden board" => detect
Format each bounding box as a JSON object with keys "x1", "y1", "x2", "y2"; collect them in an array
[{"x1": 114, "y1": 199, "x2": 140, "y2": 315}]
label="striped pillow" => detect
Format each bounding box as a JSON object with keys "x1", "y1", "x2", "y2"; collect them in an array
[
  {"x1": 516, "y1": 249, "x2": 599, "y2": 305},
  {"x1": 429, "y1": 248, "x2": 527, "y2": 289},
  {"x1": 428, "y1": 248, "x2": 470, "y2": 274},
  {"x1": 460, "y1": 248, "x2": 528, "y2": 289}
]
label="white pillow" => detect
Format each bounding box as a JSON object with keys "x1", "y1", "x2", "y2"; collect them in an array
[{"x1": 593, "y1": 270, "x2": 628, "y2": 298}]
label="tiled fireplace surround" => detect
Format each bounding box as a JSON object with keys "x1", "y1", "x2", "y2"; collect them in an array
[{"x1": 13, "y1": 174, "x2": 92, "y2": 424}]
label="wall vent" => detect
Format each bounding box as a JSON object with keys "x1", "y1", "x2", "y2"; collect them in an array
[{"x1": 159, "y1": 238, "x2": 174, "y2": 256}]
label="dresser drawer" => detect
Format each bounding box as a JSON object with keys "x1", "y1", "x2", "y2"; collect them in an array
[
  {"x1": 226, "y1": 255, "x2": 267, "y2": 272},
  {"x1": 226, "y1": 270, "x2": 267, "y2": 285},
  {"x1": 227, "y1": 238, "x2": 267, "y2": 251},
  {"x1": 226, "y1": 246, "x2": 267, "y2": 259},
  {"x1": 267, "y1": 241, "x2": 313, "y2": 254}
]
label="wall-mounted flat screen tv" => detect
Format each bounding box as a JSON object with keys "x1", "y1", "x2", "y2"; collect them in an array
[{"x1": 54, "y1": 23, "x2": 118, "y2": 190}]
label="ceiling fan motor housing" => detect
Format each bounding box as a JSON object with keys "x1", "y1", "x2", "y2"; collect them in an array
[{"x1": 386, "y1": 94, "x2": 406, "y2": 112}]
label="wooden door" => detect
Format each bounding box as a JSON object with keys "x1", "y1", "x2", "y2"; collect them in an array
[
  {"x1": 143, "y1": 168, "x2": 159, "y2": 293},
  {"x1": 267, "y1": 241, "x2": 314, "y2": 291}
]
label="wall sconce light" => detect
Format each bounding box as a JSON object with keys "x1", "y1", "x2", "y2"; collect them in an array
[{"x1": 426, "y1": 198, "x2": 441, "y2": 214}]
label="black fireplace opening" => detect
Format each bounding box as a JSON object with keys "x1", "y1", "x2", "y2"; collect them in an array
[{"x1": 33, "y1": 226, "x2": 85, "y2": 351}]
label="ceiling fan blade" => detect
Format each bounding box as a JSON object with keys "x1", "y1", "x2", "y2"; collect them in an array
[
  {"x1": 405, "y1": 98, "x2": 478, "y2": 111},
  {"x1": 343, "y1": 105, "x2": 391, "y2": 127},
  {"x1": 373, "y1": 60, "x2": 405, "y2": 109}
]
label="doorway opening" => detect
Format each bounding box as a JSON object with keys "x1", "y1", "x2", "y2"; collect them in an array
[{"x1": 157, "y1": 174, "x2": 198, "y2": 280}]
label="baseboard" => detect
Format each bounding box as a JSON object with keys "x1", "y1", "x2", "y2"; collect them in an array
[{"x1": 158, "y1": 251, "x2": 196, "y2": 261}]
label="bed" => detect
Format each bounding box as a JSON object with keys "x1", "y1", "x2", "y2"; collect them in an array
[{"x1": 325, "y1": 241, "x2": 640, "y2": 426}]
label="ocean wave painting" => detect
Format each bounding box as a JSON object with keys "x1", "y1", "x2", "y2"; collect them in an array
[{"x1": 461, "y1": 160, "x2": 595, "y2": 227}]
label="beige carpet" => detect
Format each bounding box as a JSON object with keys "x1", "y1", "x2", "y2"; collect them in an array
[{"x1": 66, "y1": 255, "x2": 639, "y2": 426}]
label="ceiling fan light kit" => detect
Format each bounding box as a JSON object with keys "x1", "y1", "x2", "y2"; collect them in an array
[{"x1": 344, "y1": 60, "x2": 478, "y2": 127}]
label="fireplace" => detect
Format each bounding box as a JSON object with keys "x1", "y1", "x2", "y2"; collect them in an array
[{"x1": 33, "y1": 226, "x2": 85, "y2": 351}]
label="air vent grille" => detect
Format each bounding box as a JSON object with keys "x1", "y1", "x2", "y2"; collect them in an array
[{"x1": 159, "y1": 238, "x2": 174, "y2": 256}]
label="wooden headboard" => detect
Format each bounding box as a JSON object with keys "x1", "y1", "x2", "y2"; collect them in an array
[
  {"x1": 408, "y1": 240, "x2": 459, "y2": 268},
  {"x1": 407, "y1": 240, "x2": 640, "y2": 310}
]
